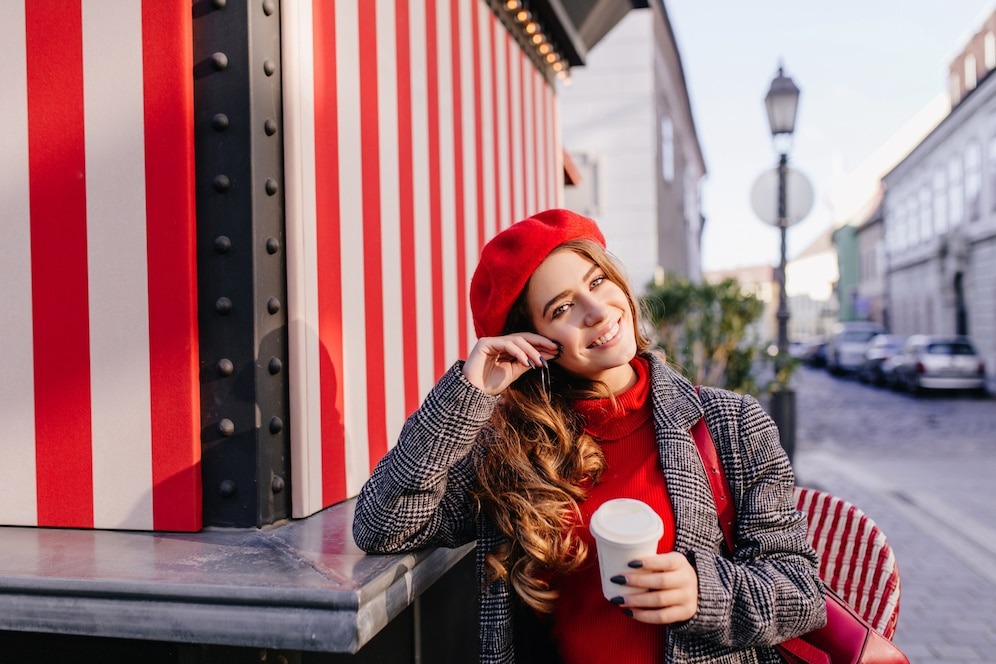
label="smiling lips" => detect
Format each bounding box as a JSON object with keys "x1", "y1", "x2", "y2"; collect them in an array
[{"x1": 587, "y1": 319, "x2": 621, "y2": 349}]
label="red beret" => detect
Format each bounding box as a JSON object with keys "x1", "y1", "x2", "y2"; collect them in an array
[{"x1": 469, "y1": 208, "x2": 605, "y2": 338}]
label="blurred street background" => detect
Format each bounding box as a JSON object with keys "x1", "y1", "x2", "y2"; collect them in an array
[{"x1": 793, "y1": 365, "x2": 996, "y2": 663}]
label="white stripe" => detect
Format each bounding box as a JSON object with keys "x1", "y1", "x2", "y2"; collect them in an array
[
  {"x1": 82, "y1": 0, "x2": 153, "y2": 530},
  {"x1": 539, "y1": 75, "x2": 551, "y2": 210},
  {"x1": 550, "y1": 88, "x2": 564, "y2": 207},
  {"x1": 0, "y1": 7, "x2": 37, "y2": 526},
  {"x1": 478, "y1": 3, "x2": 496, "y2": 246},
  {"x1": 410, "y1": 0, "x2": 434, "y2": 396},
  {"x1": 493, "y1": 20, "x2": 510, "y2": 229},
  {"x1": 460, "y1": 1, "x2": 477, "y2": 346},
  {"x1": 507, "y1": 44, "x2": 523, "y2": 220},
  {"x1": 377, "y1": 0, "x2": 405, "y2": 449},
  {"x1": 523, "y1": 63, "x2": 536, "y2": 215},
  {"x1": 282, "y1": 0, "x2": 324, "y2": 517},
  {"x1": 436, "y1": 0, "x2": 458, "y2": 366},
  {"x1": 337, "y1": 0, "x2": 369, "y2": 496}
]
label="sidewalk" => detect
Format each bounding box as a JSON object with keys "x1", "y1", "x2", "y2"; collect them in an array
[{"x1": 794, "y1": 448, "x2": 996, "y2": 663}]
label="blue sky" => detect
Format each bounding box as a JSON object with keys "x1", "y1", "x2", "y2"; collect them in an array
[{"x1": 664, "y1": 1, "x2": 996, "y2": 271}]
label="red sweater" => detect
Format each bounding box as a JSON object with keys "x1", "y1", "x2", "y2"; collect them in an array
[{"x1": 551, "y1": 357, "x2": 676, "y2": 664}]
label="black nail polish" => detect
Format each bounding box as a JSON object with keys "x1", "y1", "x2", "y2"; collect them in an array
[
  {"x1": 609, "y1": 596, "x2": 625, "y2": 605},
  {"x1": 622, "y1": 609, "x2": 634, "y2": 617},
  {"x1": 610, "y1": 575, "x2": 627, "y2": 585},
  {"x1": 627, "y1": 560, "x2": 644, "y2": 568}
]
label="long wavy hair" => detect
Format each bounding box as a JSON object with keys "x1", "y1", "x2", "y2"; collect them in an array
[{"x1": 473, "y1": 239, "x2": 654, "y2": 614}]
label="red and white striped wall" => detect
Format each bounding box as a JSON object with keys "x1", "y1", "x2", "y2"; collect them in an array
[
  {"x1": 283, "y1": 0, "x2": 564, "y2": 517},
  {"x1": 0, "y1": 0, "x2": 201, "y2": 531}
]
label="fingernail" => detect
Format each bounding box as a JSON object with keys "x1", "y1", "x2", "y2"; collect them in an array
[
  {"x1": 541, "y1": 357, "x2": 549, "y2": 369},
  {"x1": 527, "y1": 360, "x2": 536, "y2": 369},
  {"x1": 627, "y1": 560, "x2": 644, "y2": 568},
  {"x1": 622, "y1": 608, "x2": 634, "y2": 618},
  {"x1": 609, "y1": 575, "x2": 627, "y2": 585},
  {"x1": 609, "y1": 596, "x2": 625, "y2": 605}
]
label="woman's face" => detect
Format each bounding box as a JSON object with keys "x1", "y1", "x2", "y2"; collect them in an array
[{"x1": 525, "y1": 248, "x2": 638, "y2": 394}]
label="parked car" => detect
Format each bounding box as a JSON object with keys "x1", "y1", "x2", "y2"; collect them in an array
[
  {"x1": 801, "y1": 339, "x2": 828, "y2": 367},
  {"x1": 890, "y1": 335, "x2": 987, "y2": 394},
  {"x1": 826, "y1": 322, "x2": 885, "y2": 374},
  {"x1": 859, "y1": 334, "x2": 906, "y2": 385}
]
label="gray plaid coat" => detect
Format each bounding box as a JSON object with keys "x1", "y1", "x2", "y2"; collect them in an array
[{"x1": 353, "y1": 353, "x2": 825, "y2": 663}]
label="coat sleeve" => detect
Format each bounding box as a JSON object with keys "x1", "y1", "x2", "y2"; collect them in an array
[
  {"x1": 674, "y1": 391, "x2": 827, "y2": 648},
  {"x1": 352, "y1": 362, "x2": 499, "y2": 553}
]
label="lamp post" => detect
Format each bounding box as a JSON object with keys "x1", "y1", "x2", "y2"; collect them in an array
[{"x1": 764, "y1": 65, "x2": 800, "y2": 461}]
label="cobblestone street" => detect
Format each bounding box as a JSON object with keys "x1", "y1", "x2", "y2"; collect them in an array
[{"x1": 790, "y1": 366, "x2": 996, "y2": 663}]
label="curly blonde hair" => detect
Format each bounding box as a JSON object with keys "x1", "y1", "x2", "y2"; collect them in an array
[{"x1": 473, "y1": 239, "x2": 654, "y2": 613}]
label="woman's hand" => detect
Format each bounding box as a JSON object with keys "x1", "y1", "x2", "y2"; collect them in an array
[
  {"x1": 462, "y1": 333, "x2": 560, "y2": 395},
  {"x1": 610, "y1": 552, "x2": 699, "y2": 624}
]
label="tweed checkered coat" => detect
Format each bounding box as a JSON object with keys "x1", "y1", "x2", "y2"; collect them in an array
[{"x1": 353, "y1": 353, "x2": 825, "y2": 663}]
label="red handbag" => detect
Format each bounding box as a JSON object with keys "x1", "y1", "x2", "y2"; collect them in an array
[{"x1": 690, "y1": 414, "x2": 910, "y2": 664}]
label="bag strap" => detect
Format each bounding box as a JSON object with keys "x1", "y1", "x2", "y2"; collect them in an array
[{"x1": 691, "y1": 386, "x2": 736, "y2": 553}]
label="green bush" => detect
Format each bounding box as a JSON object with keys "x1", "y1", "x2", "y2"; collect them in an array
[{"x1": 641, "y1": 276, "x2": 765, "y2": 394}]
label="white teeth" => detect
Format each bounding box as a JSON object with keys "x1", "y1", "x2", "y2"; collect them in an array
[{"x1": 589, "y1": 321, "x2": 620, "y2": 348}]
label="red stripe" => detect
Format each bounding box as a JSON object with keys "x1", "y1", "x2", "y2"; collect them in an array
[
  {"x1": 488, "y1": 12, "x2": 504, "y2": 231},
  {"x1": 449, "y1": 0, "x2": 467, "y2": 357},
  {"x1": 142, "y1": 0, "x2": 201, "y2": 531},
  {"x1": 358, "y1": 1, "x2": 387, "y2": 470},
  {"x1": 425, "y1": 0, "x2": 445, "y2": 376},
  {"x1": 25, "y1": 0, "x2": 94, "y2": 528},
  {"x1": 470, "y1": 0, "x2": 486, "y2": 256},
  {"x1": 313, "y1": 0, "x2": 347, "y2": 504},
  {"x1": 394, "y1": 0, "x2": 420, "y2": 415},
  {"x1": 505, "y1": 34, "x2": 517, "y2": 222},
  {"x1": 519, "y1": 53, "x2": 530, "y2": 214}
]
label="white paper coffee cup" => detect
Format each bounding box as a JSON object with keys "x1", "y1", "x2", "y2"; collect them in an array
[{"x1": 589, "y1": 498, "x2": 664, "y2": 600}]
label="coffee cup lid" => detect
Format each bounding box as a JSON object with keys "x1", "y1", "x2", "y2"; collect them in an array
[{"x1": 589, "y1": 498, "x2": 664, "y2": 545}]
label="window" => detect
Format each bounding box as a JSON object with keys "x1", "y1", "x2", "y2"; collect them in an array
[
  {"x1": 919, "y1": 185, "x2": 932, "y2": 240},
  {"x1": 965, "y1": 141, "x2": 982, "y2": 221},
  {"x1": 949, "y1": 154, "x2": 964, "y2": 226},
  {"x1": 933, "y1": 167, "x2": 948, "y2": 234},
  {"x1": 965, "y1": 54, "x2": 977, "y2": 90},
  {"x1": 906, "y1": 195, "x2": 919, "y2": 247},
  {"x1": 660, "y1": 116, "x2": 674, "y2": 183},
  {"x1": 988, "y1": 135, "x2": 996, "y2": 211},
  {"x1": 987, "y1": 32, "x2": 996, "y2": 70}
]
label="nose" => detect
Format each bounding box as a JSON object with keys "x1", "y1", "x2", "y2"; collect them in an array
[{"x1": 580, "y1": 292, "x2": 610, "y2": 327}]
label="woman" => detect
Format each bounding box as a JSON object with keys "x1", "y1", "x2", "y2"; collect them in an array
[{"x1": 353, "y1": 209, "x2": 825, "y2": 663}]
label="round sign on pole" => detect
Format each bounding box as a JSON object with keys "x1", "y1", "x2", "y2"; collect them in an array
[{"x1": 750, "y1": 166, "x2": 814, "y2": 227}]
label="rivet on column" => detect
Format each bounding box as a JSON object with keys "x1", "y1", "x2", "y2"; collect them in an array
[
  {"x1": 219, "y1": 480, "x2": 236, "y2": 497},
  {"x1": 217, "y1": 358, "x2": 234, "y2": 376},
  {"x1": 218, "y1": 419, "x2": 235, "y2": 437},
  {"x1": 265, "y1": 236, "x2": 280, "y2": 254},
  {"x1": 264, "y1": 178, "x2": 278, "y2": 195},
  {"x1": 263, "y1": 60, "x2": 275, "y2": 76},
  {"x1": 213, "y1": 174, "x2": 231, "y2": 192},
  {"x1": 262, "y1": 0, "x2": 275, "y2": 17},
  {"x1": 211, "y1": 113, "x2": 230, "y2": 131},
  {"x1": 214, "y1": 235, "x2": 232, "y2": 253},
  {"x1": 210, "y1": 52, "x2": 229, "y2": 71},
  {"x1": 269, "y1": 417, "x2": 283, "y2": 434},
  {"x1": 264, "y1": 119, "x2": 277, "y2": 136},
  {"x1": 266, "y1": 297, "x2": 280, "y2": 314},
  {"x1": 268, "y1": 357, "x2": 282, "y2": 374},
  {"x1": 271, "y1": 476, "x2": 285, "y2": 494},
  {"x1": 215, "y1": 296, "x2": 233, "y2": 314}
]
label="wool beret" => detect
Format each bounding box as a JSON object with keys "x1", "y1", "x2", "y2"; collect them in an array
[{"x1": 469, "y1": 208, "x2": 605, "y2": 338}]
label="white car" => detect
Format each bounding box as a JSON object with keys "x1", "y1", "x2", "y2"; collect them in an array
[
  {"x1": 827, "y1": 322, "x2": 885, "y2": 374},
  {"x1": 891, "y1": 335, "x2": 987, "y2": 394}
]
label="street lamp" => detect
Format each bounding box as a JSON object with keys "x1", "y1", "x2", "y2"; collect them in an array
[{"x1": 764, "y1": 64, "x2": 800, "y2": 461}]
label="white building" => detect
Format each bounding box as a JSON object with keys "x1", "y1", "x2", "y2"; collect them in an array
[
  {"x1": 883, "y1": 14, "x2": 996, "y2": 387},
  {"x1": 559, "y1": 1, "x2": 706, "y2": 291}
]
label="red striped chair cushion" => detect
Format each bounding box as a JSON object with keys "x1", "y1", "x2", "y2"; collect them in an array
[{"x1": 794, "y1": 486, "x2": 902, "y2": 639}]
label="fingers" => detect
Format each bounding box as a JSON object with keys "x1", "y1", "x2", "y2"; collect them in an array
[
  {"x1": 608, "y1": 552, "x2": 698, "y2": 624},
  {"x1": 462, "y1": 333, "x2": 559, "y2": 395}
]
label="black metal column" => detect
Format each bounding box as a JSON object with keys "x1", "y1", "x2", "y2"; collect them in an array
[
  {"x1": 193, "y1": 0, "x2": 290, "y2": 527},
  {"x1": 773, "y1": 151, "x2": 796, "y2": 462}
]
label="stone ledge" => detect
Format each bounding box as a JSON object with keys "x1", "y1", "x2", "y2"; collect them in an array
[{"x1": 0, "y1": 499, "x2": 474, "y2": 653}]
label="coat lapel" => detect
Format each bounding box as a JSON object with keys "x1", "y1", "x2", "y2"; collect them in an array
[{"x1": 646, "y1": 354, "x2": 726, "y2": 555}]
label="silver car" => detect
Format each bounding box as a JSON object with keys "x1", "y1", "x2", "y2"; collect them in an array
[{"x1": 891, "y1": 335, "x2": 987, "y2": 394}]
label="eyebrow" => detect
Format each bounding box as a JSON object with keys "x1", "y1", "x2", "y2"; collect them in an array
[{"x1": 541, "y1": 264, "x2": 600, "y2": 318}]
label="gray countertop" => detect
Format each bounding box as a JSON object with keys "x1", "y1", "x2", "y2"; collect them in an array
[{"x1": 0, "y1": 499, "x2": 474, "y2": 653}]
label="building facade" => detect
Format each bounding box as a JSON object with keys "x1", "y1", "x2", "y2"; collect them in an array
[
  {"x1": 884, "y1": 17, "x2": 996, "y2": 387},
  {"x1": 559, "y1": 1, "x2": 706, "y2": 290}
]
